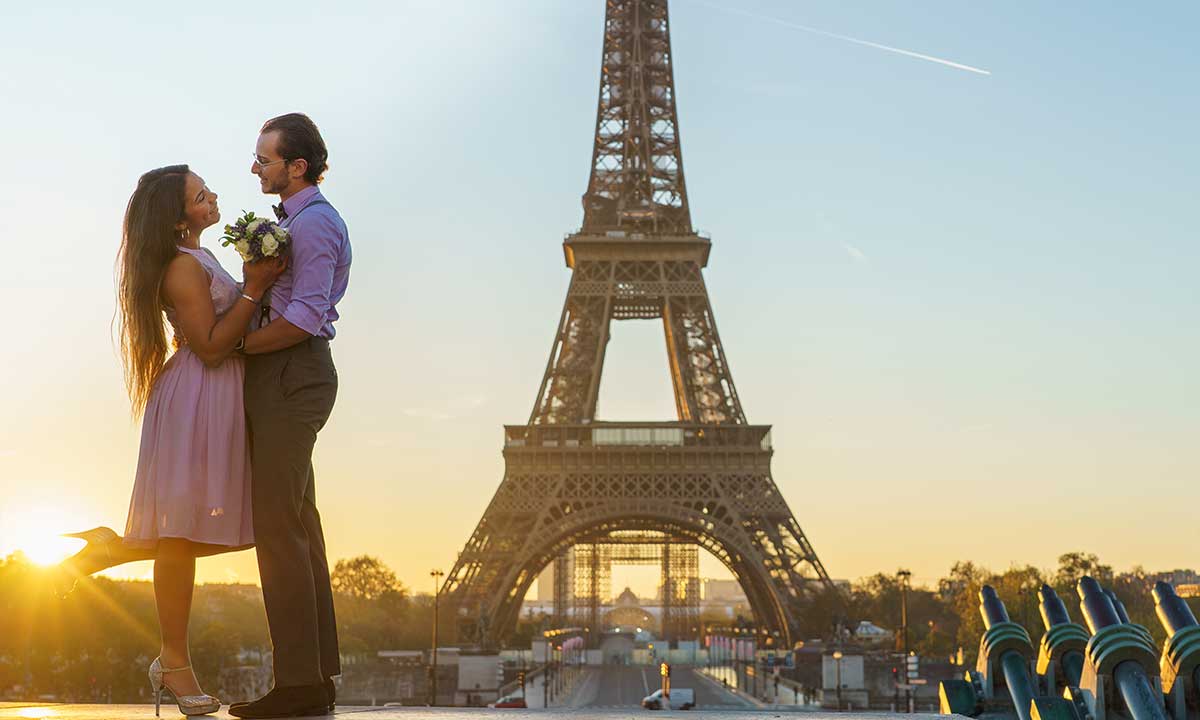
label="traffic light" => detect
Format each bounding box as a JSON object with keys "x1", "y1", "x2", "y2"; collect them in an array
[
  {"x1": 518, "y1": 671, "x2": 526, "y2": 689},
  {"x1": 660, "y1": 662, "x2": 671, "y2": 678}
]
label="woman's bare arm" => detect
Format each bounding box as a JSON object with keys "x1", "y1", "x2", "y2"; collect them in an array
[{"x1": 161, "y1": 254, "x2": 273, "y2": 367}]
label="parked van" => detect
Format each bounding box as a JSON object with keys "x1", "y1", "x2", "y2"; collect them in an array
[{"x1": 641, "y1": 687, "x2": 695, "y2": 710}]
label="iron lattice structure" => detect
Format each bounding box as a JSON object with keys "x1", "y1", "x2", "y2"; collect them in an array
[
  {"x1": 441, "y1": 0, "x2": 841, "y2": 649},
  {"x1": 565, "y1": 531, "x2": 700, "y2": 641},
  {"x1": 582, "y1": 0, "x2": 690, "y2": 234}
]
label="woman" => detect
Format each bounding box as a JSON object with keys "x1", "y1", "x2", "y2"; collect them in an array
[{"x1": 59, "y1": 165, "x2": 285, "y2": 716}]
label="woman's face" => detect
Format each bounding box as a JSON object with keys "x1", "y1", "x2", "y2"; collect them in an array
[{"x1": 181, "y1": 172, "x2": 220, "y2": 234}]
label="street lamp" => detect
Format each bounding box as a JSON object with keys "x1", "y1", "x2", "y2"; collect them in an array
[
  {"x1": 835, "y1": 648, "x2": 844, "y2": 710},
  {"x1": 897, "y1": 570, "x2": 912, "y2": 714},
  {"x1": 896, "y1": 569, "x2": 912, "y2": 655},
  {"x1": 430, "y1": 568, "x2": 445, "y2": 706}
]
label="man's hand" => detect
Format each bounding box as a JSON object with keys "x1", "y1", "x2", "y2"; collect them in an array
[{"x1": 243, "y1": 316, "x2": 312, "y2": 355}]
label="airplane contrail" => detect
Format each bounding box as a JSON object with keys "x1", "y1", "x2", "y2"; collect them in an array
[{"x1": 685, "y1": 0, "x2": 992, "y2": 76}]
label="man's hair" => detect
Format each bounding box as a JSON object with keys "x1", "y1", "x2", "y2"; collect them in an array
[{"x1": 261, "y1": 112, "x2": 329, "y2": 184}]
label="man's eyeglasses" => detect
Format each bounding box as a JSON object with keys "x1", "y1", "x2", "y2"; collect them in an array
[{"x1": 252, "y1": 154, "x2": 289, "y2": 168}]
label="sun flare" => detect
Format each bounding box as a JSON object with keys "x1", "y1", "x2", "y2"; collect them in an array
[{"x1": 0, "y1": 504, "x2": 93, "y2": 566}]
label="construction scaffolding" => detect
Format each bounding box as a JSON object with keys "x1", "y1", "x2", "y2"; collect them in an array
[
  {"x1": 561, "y1": 530, "x2": 700, "y2": 642},
  {"x1": 552, "y1": 552, "x2": 571, "y2": 628}
]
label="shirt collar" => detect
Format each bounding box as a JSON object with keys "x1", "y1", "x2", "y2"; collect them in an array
[{"x1": 281, "y1": 185, "x2": 321, "y2": 218}]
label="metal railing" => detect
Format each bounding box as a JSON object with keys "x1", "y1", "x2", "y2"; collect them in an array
[{"x1": 504, "y1": 423, "x2": 772, "y2": 450}]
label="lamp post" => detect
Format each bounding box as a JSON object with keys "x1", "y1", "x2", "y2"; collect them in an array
[
  {"x1": 832, "y1": 651, "x2": 843, "y2": 711},
  {"x1": 897, "y1": 569, "x2": 911, "y2": 655},
  {"x1": 430, "y1": 568, "x2": 444, "y2": 706},
  {"x1": 897, "y1": 570, "x2": 912, "y2": 713}
]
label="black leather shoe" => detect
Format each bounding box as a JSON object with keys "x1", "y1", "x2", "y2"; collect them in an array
[
  {"x1": 228, "y1": 684, "x2": 329, "y2": 718},
  {"x1": 231, "y1": 678, "x2": 335, "y2": 714}
]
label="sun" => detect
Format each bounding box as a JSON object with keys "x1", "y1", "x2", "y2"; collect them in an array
[{"x1": 0, "y1": 503, "x2": 93, "y2": 566}]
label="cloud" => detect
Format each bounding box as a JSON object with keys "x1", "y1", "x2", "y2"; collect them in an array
[
  {"x1": 687, "y1": 0, "x2": 992, "y2": 76},
  {"x1": 842, "y1": 242, "x2": 868, "y2": 263},
  {"x1": 401, "y1": 408, "x2": 454, "y2": 422},
  {"x1": 458, "y1": 394, "x2": 488, "y2": 410},
  {"x1": 400, "y1": 395, "x2": 489, "y2": 422}
]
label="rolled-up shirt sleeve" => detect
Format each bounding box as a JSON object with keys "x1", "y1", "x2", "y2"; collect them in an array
[{"x1": 281, "y1": 212, "x2": 339, "y2": 336}]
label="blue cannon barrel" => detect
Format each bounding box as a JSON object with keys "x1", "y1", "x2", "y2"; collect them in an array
[
  {"x1": 1039, "y1": 584, "x2": 1072, "y2": 628},
  {"x1": 1153, "y1": 581, "x2": 1200, "y2": 698},
  {"x1": 1078, "y1": 577, "x2": 1168, "y2": 720},
  {"x1": 1105, "y1": 589, "x2": 1132, "y2": 624},
  {"x1": 980, "y1": 585, "x2": 1037, "y2": 720},
  {"x1": 1113, "y1": 662, "x2": 1169, "y2": 720},
  {"x1": 981, "y1": 585, "x2": 1012, "y2": 628},
  {"x1": 1039, "y1": 584, "x2": 1085, "y2": 687},
  {"x1": 1000, "y1": 652, "x2": 1038, "y2": 720},
  {"x1": 1078, "y1": 577, "x2": 1122, "y2": 633},
  {"x1": 1153, "y1": 581, "x2": 1198, "y2": 635}
]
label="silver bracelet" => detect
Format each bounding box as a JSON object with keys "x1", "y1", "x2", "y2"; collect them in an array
[{"x1": 241, "y1": 292, "x2": 260, "y2": 305}]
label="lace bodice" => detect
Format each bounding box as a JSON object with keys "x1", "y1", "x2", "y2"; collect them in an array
[{"x1": 166, "y1": 246, "x2": 241, "y2": 342}]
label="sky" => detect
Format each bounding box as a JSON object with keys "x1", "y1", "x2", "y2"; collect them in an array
[{"x1": 0, "y1": 1, "x2": 1197, "y2": 596}]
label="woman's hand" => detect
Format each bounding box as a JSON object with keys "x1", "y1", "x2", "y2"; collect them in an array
[{"x1": 243, "y1": 255, "x2": 288, "y2": 299}]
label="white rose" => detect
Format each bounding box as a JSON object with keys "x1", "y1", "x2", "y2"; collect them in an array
[
  {"x1": 235, "y1": 239, "x2": 251, "y2": 258},
  {"x1": 261, "y1": 235, "x2": 279, "y2": 256},
  {"x1": 246, "y1": 219, "x2": 264, "y2": 234}
]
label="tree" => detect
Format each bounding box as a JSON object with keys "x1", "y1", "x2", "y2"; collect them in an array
[
  {"x1": 1053, "y1": 552, "x2": 1113, "y2": 591},
  {"x1": 329, "y1": 556, "x2": 412, "y2": 659},
  {"x1": 849, "y1": 571, "x2": 959, "y2": 660},
  {"x1": 937, "y1": 561, "x2": 990, "y2": 660},
  {"x1": 331, "y1": 556, "x2": 405, "y2": 601}
]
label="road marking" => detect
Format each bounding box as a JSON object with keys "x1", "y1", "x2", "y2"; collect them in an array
[
  {"x1": 641, "y1": 667, "x2": 650, "y2": 695},
  {"x1": 569, "y1": 667, "x2": 600, "y2": 709}
]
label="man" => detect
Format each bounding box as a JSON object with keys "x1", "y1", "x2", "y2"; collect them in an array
[{"x1": 231, "y1": 113, "x2": 352, "y2": 719}]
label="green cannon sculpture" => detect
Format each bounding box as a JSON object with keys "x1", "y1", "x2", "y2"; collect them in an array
[
  {"x1": 1154, "y1": 582, "x2": 1200, "y2": 720},
  {"x1": 1072, "y1": 576, "x2": 1168, "y2": 720},
  {"x1": 1036, "y1": 584, "x2": 1090, "y2": 695},
  {"x1": 941, "y1": 578, "x2": 1185, "y2": 720},
  {"x1": 939, "y1": 585, "x2": 1076, "y2": 720}
]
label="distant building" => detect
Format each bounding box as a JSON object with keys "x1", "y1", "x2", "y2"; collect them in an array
[
  {"x1": 703, "y1": 579, "x2": 746, "y2": 603},
  {"x1": 854, "y1": 620, "x2": 894, "y2": 646},
  {"x1": 1153, "y1": 569, "x2": 1200, "y2": 586},
  {"x1": 1177, "y1": 584, "x2": 1200, "y2": 598}
]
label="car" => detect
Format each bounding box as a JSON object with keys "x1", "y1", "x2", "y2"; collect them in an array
[
  {"x1": 641, "y1": 688, "x2": 695, "y2": 710},
  {"x1": 488, "y1": 694, "x2": 528, "y2": 709}
]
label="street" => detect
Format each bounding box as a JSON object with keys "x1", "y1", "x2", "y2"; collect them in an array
[{"x1": 564, "y1": 665, "x2": 755, "y2": 710}]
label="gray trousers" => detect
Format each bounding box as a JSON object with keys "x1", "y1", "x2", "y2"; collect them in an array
[{"x1": 245, "y1": 337, "x2": 341, "y2": 687}]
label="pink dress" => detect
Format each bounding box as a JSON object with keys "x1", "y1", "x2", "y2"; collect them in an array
[{"x1": 123, "y1": 245, "x2": 254, "y2": 549}]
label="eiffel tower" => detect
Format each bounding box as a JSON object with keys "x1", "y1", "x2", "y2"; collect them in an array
[{"x1": 441, "y1": 0, "x2": 840, "y2": 649}]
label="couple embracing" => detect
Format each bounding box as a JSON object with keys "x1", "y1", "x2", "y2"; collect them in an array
[{"x1": 61, "y1": 113, "x2": 351, "y2": 718}]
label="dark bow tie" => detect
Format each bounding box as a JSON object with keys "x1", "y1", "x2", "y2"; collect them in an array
[{"x1": 272, "y1": 203, "x2": 288, "y2": 221}]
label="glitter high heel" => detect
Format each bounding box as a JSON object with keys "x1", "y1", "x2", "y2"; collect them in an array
[{"x1": 148, "y1": 657, "x2": 221, "y2": 716}]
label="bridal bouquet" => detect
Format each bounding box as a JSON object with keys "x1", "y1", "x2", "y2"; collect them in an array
[{"x1": 220, "y1": 211, "x2": 291, "y2": 262}]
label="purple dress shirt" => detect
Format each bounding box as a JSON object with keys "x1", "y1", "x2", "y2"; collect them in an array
[{"x1": 269, "y1": 185, "x2": 352, "y2": 339}]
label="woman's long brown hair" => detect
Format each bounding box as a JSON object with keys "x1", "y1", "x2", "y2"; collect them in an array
[{"x1": 116, "y1": 165, "x2": 190, "y2": 416}]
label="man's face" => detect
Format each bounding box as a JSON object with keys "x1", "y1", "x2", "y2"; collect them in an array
[{"x1": 251, "y1": 130, "x2": 292, "y2": 195}]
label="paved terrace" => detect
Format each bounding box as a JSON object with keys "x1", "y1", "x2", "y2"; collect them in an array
[{"x1": 1, "y1": 704, "x2": 950, "y2": 719}]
